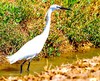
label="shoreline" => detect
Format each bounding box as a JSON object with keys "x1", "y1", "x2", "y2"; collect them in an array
[{"x1": 0, "y1": 55, "x2": 100, "y2": 81}]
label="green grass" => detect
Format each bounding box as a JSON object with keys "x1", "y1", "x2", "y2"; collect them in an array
[
  {"x1": 62, "y1": 0, "x2": 100, "y2": 47},
  {"x1": 0, "y1": 0, "x2": 100, "y2": 56}
]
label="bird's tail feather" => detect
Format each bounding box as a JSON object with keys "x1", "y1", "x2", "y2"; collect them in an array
[{"x1": 6, "y1": 55, "x2": 18, "y2": 64}]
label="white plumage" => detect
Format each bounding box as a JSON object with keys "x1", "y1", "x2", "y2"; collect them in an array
[
  {"x1": 6, "y1": 4, "x2": 70, "y2": 73},
  {"x1": 7, "y1": 34, "x2": 46, "y2": 64}
]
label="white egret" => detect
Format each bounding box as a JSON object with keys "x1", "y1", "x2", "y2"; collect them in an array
[{"x1": 6, "y1": 4, "x2": 71, "y2": 73}]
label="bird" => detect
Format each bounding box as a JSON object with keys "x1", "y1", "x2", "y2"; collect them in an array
[{"x1": 6, "y1": 4, "x2": 71, "y2": 73}]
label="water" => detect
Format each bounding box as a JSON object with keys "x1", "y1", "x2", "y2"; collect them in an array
[{"x1": 0, "y1": 48, "x2": 100, "y2": 77}]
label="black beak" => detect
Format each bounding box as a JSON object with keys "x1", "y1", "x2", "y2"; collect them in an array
[{"x1": 60, "y1": 7, "x2": 72, "y2": 10}]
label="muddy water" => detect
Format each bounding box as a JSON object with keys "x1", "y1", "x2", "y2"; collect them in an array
[{"x1": 0, "y1": 48, "x2": 100, "y2": 76}]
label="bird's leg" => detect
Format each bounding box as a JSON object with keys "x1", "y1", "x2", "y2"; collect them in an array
[
  {"x1": 27, "y1": 58, "x2": 33, "y2": 72},
  {"x1": 27, "y1": 61, "x2": 30, "y2": 72},
  {"x1": 20, "y1": 60, "x2": 27, "y2": 74}
]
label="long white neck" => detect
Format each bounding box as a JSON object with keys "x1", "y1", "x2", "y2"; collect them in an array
[{"x1": 42, "y1": 9, "x2": 52, "y2": 39}]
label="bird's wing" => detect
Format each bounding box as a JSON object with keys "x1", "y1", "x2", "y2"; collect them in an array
[{"x1": 17, "y1": 34, "x2": 45, "y2": 56}]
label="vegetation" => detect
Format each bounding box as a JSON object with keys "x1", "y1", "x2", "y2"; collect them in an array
[{"x1": 0, "y1": 0, "x2": 100, "y2": 56}]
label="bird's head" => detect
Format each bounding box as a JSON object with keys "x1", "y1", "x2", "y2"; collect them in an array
[
  {"x1": 44, "y1": 4, "x2": 71, "y2": 21},
  {"x1": 50, "y1": 4, "x2": 71, "y2": 11}
]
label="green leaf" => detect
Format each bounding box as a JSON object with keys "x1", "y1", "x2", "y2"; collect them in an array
[{"x1": 42, "y1": 0, "x2": 47, "y2": 3}]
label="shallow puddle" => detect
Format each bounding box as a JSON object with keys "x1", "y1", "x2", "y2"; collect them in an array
[{"x1": 0, "y1": 48, "x2": 100, "y2": 76}]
